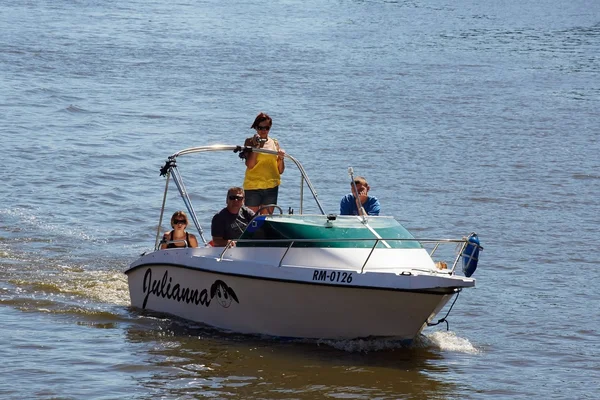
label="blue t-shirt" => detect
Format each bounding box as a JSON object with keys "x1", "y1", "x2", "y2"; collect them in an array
[{"x1": 339, "y1": 194, "x2": 381, "y2": 216}]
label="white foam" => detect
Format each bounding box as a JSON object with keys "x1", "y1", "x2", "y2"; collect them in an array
[{"x1": 425, "y1": 330, "x2": 480, "y2": 354}]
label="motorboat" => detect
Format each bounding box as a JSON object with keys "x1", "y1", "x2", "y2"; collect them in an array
[{"x1": 125, "y1": 144, "x2": 482, "y2": 342}]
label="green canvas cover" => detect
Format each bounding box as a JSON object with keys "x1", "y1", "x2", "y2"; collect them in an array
[{"x1": 238, "y1": 215, "x2": 422, "y2": 249}]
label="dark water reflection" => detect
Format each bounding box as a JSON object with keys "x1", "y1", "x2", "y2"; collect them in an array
[{"x1": 124, "y1": 318, "x2": 463, "y2": 399}]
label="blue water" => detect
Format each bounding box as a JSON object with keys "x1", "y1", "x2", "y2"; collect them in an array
[{"x1": 1, "y1": 0, "x2": 599, "y2": 398}]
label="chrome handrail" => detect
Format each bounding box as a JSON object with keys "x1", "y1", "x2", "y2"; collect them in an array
[{"x1": 214, "y1": 236, "x2": 470, "y2": 275}]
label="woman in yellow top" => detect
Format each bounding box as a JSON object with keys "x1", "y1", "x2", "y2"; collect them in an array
[{"x1": 243, "y1": 112, "x2": 286, "y2": 214}]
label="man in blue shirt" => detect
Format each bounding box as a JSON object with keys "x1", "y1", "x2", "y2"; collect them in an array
[{"x1": 340, "y1": 176, "x2": 381, "y2": 216}]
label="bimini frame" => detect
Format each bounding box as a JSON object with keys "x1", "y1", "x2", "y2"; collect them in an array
[{"x1": 155, "y1": 144, "x2": 326, "y2": 249}]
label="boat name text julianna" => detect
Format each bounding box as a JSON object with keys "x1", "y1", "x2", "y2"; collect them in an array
[{"x1": 142, "y1": 268, "x2": 240, "y2": 309}]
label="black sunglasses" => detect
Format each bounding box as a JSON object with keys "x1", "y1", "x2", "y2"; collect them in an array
[
  {"x1": 256, "y1": 126, "x2": 270, "y2": 131},
  {"x1": 228, "y1": 195, "x2": 244, "y2": 201},
  {"x1": 173, "y1": 219, "x2": 186, "y2": 224}
]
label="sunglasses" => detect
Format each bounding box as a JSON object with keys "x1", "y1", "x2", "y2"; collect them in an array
[
  {"x1": 173, "y1": 219, "x2": 186, "y2": 225},
  {"x1": 353, "y1": 181, "x2": 365, "y2": 185},
  {"x1": 256, "y1": 125, "x2": 271, "y2": 131},
  {"x1": 228, "y1": 195, "x2": 244, "y2": 201}
]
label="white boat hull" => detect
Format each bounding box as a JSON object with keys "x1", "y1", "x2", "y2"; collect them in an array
[{"x1": 126, "y1": 247, "x2": 471, "y2": 341}]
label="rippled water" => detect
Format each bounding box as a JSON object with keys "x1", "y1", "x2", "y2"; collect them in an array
[{"x1": 1, "y1": 0, "x2": 599, "y2": 398}]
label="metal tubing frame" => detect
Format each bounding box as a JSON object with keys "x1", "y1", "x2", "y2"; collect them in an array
[
  {"x1": 155, "y1": 145, "x2": 326, "y2": 250},
  {"x1": 449, "y1": 241, "x2": 469, "y2": 274},
  {"x1": 169, "y1": 166, "x2": 207, "y2": 245},
  {"x1": 154, "y1": 172, "x2": 171, "y2": 250}
]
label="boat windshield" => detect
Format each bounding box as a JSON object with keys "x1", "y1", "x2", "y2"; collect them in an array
[{"x1": 238, "y1": 215, "x2": 422, "y2": 249}]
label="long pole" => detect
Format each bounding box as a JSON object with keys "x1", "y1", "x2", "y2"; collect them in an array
[
  {"x1": 348, "y1": 167, "x2": 367, "y2": 221},
  {"x1": 155, "y1": 172, "x2": 170, "y2": 250},
  {"x1": 347, "y1": 167, "x2": 390, "y2": 249}
]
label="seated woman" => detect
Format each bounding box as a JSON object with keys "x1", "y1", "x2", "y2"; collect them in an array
[{"x1": 160, "y1": 211, "x2": 199, "y2": 249}]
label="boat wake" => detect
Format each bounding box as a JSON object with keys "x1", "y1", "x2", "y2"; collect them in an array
[
  {"x1": 312, "y1": 330, "x2": 479, "y2": 354},
  {"x1": 423, "y1": 330, "x2": 480, "y2": 354}
]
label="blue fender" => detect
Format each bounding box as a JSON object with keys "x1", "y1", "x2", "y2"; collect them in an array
[{"x1": 462, "y1": 233, "x2": 482, "y2": 277}]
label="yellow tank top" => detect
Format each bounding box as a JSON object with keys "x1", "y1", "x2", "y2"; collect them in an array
[{"x1": 243, "y1": 138, "x2": 281, "y2": 190}]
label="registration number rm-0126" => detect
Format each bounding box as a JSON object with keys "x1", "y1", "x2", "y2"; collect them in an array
[{"x1": 312, "y1": 269, "x2": 353, "y2": 283}]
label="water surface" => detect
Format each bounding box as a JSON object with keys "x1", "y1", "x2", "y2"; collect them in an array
[{"x1": 1, "y1": 0, "x2": 599, "y2": 398}]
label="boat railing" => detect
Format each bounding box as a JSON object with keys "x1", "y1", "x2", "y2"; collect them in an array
[{"x1": 217, "y1": 237, "x2": 470, "y2": 275}]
